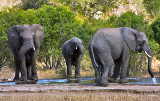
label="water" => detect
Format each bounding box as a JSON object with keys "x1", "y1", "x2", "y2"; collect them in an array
[
  {"x1": 152, "y1": 78, "x2": 157, "y2": 84},
  {"x1": 0, "y1": 77, "x2": 95, "y2": 85},
  {"x1": 0, "y1": 77, "x2": 160, "y2": 85},
  {"x1": 128, "y1": 77, "x2": 160, "y2": 85}
]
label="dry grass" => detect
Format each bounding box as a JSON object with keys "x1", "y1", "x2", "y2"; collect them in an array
[
  {"x1": 0, "y1": 92, "x2": 160, "y2": 101},
  {"x1": 0, "y1": 66, "x2": 93, "y2": 81},
  {"x1": 0, "y1": 67, "x2": 14, "y2": 81},
  {"x1": 0, "y1": 0, "x2": 21, "y2": 10},
  {"x1": 37, "y1": 69, "x2": 62, "y2": 79}
]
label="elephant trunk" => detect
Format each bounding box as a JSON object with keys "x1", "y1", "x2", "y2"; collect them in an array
[
  {"x1": 19, "y1": 40, "x2": 35, "y2": 57},
  {"x1": 143, "y1": 44, "x2": 154, "y2": 78},
  {"x1": 147, "y1": 57, "x2": 154, "y2": 78}
]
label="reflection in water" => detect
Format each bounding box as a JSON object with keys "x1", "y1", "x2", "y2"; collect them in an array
[
  {"x1": 37, "y1": 79, "x2": 68, "y2": 84},
  {"x1": 0, "y1": 77, "x2": 95, "y2": 85},
  {"x1": 128, "y1": 78, "x2": 160, "y2": 85},
  {"x1": 0, "y1": 77, "x2": 160, "y2": 85},
  {"x1": 152, "y1": 78, "x2": 157, "y2": 84},
  {"x1": 0, "y1": 81, "x2": 16, "y2": 85}
]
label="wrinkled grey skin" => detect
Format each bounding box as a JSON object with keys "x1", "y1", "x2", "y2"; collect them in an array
[
  {"x1": 88, "y1": 27, "x2": 153, "y2": 86},
  {"x1": 62, "y1": 37, "x2": 84, "y2": 79},
  {"x1": 7, "y1": 24, "x2": 44, "y2": 83}
]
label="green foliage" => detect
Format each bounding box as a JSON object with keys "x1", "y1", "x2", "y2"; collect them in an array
[
  {"x1": 151, "y1": 17, "x2": 160, "y2": 44},
  {"x1": 56, "y1": 0, "x2": 128, "y2": 18},
  {"x1": 108, "y1": 11, "x2": 146, "y2": 31},
  {"x1": 143, "y1": 0, "x2": 160, "y2": 17}
]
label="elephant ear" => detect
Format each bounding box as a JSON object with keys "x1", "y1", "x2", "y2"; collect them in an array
[
  {"x1": 7, "y1": 25, "x2": 21, "y2": 50},
  {"x1": 32, "y1": 24, "x2": 44, "y2": 49},
  {"x1": 121, "y1": 27, "x2": 138, "y2": 51}
]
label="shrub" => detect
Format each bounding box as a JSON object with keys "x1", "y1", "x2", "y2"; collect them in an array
[
  {"x1": 143, "y1": 0, "x2": 160, "y2": 17},
  {"x1": 115, "y1": 11, "x2": 146, "y2": 31},
  {"x1": 151, "y1": 17, "x2": 160, "y2": 44}
]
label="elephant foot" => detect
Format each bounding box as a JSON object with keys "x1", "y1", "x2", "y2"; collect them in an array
[
  {"x1": 67, "y1": 75, "x2": 72, "y2": 79},
  {"x1": 96, "y1": 80, "x2": 108, "y2": 86},
  {"x1": 67, "y1": 78, "x2": 80, "y2": 83},
  {"x1": 31, "y1": 76, "x2": 38, "y2": 81},
  {"x1": 96, "y1": 82, "x2": 108, "y2": 86},
  {"x1": 108, "y1": 77, "x2": 119, "y2": 83},
  {"x1": 13, "y1": 77, "x2": 20, "y2": 81},
  {"x1": 16, "y1": 80, "x2": 37, "y2": 84},
  {"x1": 75, "y1": 75, "x2": 80, "y2": 79},
  {"x1": 119, "y1": 78, "x2": 128, "y2": 83},
  {"x1": 16, "y1": 80, "x2": 28, "y2": 84},
  {"x1": 27, "y1": 80, "x2": 37, "y2": 84}
]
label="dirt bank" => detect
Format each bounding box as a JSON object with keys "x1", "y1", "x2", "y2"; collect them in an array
[{"x1": 0, "y1": 83, "x2": 160, "y2": 101}]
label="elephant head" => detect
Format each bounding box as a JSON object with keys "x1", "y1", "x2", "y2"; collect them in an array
[
  {"x1": 69, "y1": 37, "x2": 83, "y2": 54},
  {"x1": 13, "y1": 24, "x2": 44, "y2": 56},
  {"x1": 121, "y1": 27, "x2": 154, "y2": 78},
  {"x1": 62, "y1": 37, "x2": 84, "y2": 79}
]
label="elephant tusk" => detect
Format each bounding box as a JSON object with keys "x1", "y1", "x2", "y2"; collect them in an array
[
  {"x1": 144, "y1": 51, "x2": 152, "y2": 58},
  {"x1": 75, "y1": 46, "x2": 78, "y2": 50},
  {"x1": 33, "y1": 47, "x2": 36, "y2": 51}
]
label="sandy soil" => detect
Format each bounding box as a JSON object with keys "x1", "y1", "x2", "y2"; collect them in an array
[
  {"x1": 0, "y1": 83, "x2": 160, "y2": 101},
  {"x1": 0, "y1": 83, "x2": 160, "y2": 93}
]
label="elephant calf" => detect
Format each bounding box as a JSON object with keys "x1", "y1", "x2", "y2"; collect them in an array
[
  {"x1": 62, "y1": 37, "x2": 84, "y2": 79},
  {"x1": 7, "y1": 24, "x2": 44, "y2": 83},
  {"x1": 88, "y1": 27, "x2": 154, "y2": 86}
]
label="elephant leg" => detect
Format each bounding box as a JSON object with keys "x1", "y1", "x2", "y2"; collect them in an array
[
  {"x1": 100, "y1": 55, "x2": 114, "y2": 86},
  {"x1": 100, "y1": 64, "x2": 113, "y2": 86},
  {"x1": 13, "y1": 57, "x2": 20, "y2": 81},
  {"x1": 75, "y1": 57, "x2": 81, "y2": 79},
  {"x1": 75, "y1": 64, "x2": 80, "y2": 78},
  {"x1": 66, "y1": 59, "x2": 72, "y2": 79},
  {"x1": 27, "y1": 66, "x2": 32, "y2": 80},
  {"x1": 119, "y1": 50, "x2": 130, "y2": 83},
  {"x1": 19, "y1": 56, "x2": 27, "y2": 82},
  {"x1": 26, "y1": 53, "x2": 31, "y2": 80},
  {"x1": 30, "y1": 52, "x2": 38, "y2": 81},
  {"x1": 109, "y1": 60, "x2": 121, "y2": 82}
]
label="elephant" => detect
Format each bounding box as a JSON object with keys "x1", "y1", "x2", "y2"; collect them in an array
[
  {"x1": 62, "y1": 37, "x2": 84, "y2": 80},
  {"x1": 7, "y1": 24, "x2": 44, "y2": 83},
  {"x1": 88, "y1": 27, "x2": 154, "y2": 86}
]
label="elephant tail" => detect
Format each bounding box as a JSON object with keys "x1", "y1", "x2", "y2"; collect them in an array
[{"x1": 89, "y1": 43, "x2": 99, "y2": 69}]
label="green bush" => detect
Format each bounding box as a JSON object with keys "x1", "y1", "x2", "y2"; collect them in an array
[
  {"x1": 151, "y1": 17, "x2": 160, "y2": 44},
  {"x1": 143, "y1": 0, "x2": 160, "y2": 17},
  {"x1": 111, "y1": 11, "x2": 146, "y2": 31}
]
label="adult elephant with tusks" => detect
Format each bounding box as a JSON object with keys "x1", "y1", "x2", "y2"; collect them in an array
[
  {"x1": 88, "y1": 27, "x2": 154, "y2": 86},
  {"x1": 7, "y1": 24, "x2": 44, "y2": 84},
  {"x1": 62, "y1": 37, "x2": 84, "y2": 81}
]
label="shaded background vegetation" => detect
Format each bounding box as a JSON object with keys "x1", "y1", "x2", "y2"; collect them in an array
[{"x1": 0, "y1": 0, "x2": 160, "y2": 78}]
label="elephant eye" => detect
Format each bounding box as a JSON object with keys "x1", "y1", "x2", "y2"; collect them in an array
[
  {"x1": 138, "y1": 41, "x2": 145, "y2": 46},
  {"x1": 137, "y1": 40, "x2": 143, "y2": 45}
]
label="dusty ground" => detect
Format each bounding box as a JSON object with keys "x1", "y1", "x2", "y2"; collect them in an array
[
  {"x1": 0, "y1": 83, "x2": 160, "y2": 93},
  {"x1": 0, "y1": 83, "x2": 160, "y2": 101},
  {"x1": 0, "y1": 67, "x2": 160, "y2": 101}
]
